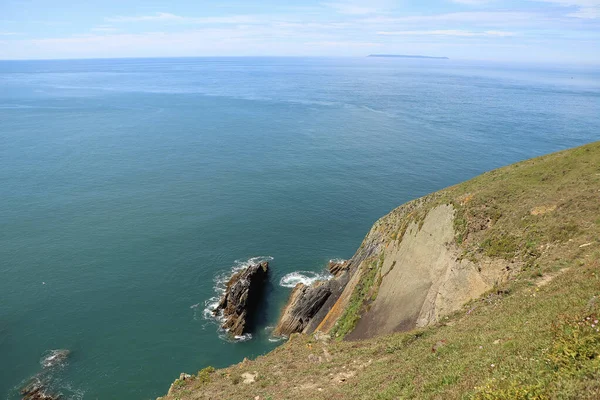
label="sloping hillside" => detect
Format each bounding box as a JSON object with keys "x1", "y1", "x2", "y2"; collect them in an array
[{"x1": 160, "y1": 141, "x2": 600, "y2": 399}]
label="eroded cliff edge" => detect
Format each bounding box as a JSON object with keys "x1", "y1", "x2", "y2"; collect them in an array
[
  {"x1": 275, "y1": 180, "x2": 523, "y2": 340},
  {"x1": 161, "y1": 141, "x2": 600, "y2": 400}
]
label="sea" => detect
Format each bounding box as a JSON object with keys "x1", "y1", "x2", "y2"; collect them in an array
[{"x1": 1, "y1": 57, "x2": 599, "y2": 399}]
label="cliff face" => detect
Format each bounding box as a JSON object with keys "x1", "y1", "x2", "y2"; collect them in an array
[
  {"x1": 346, "y1": 204, "x2": 513, "y2": 339},
  {"x1": 160, "y1": 141, "x2": 600, "y2": 400},
  {"x1": 276, "y1": 200, "x2": 516, "y2": 339}
]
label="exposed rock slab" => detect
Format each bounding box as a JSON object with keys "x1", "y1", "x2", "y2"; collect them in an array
[
  {"x1": 347, "y1": 204, "x2": 514, "y2": 340},
  {"x1": 274, "y1": 270, "x2": 349, "y2": 336},
  {"x1": 274, "y1": 281, "x2": 331, "y2": 336},
  {"x1": 213, "y1": 261, "x2": 269, "y2": 336},
  {"x1": 328, "y1": 260, "x2": 349, "y2": 277}
]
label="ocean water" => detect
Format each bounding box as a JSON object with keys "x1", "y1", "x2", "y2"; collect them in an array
[{"x1": 1, "y1": 57, "x2": 599, "y2": 399}]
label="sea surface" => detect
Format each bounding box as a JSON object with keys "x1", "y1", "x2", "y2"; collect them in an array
[{"x1": 1, "y1": 57, "x2": 599, "y2": 399}]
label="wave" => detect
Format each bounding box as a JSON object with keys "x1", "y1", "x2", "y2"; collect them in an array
[
  {"x1": 202, "y1": 256, "x2": 273, "y2": 341},
  {"x1": 40, "y1": 349, "x2": 70, "y2": 369},
  {"x1": 279, "y1": 270, "x2": 332, "y2": 288}
]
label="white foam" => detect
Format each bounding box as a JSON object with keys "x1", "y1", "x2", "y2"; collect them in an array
[
  {"x1": 40, "y1": 349, "x2": 70, "y2": 369},
  {"x1": 279, "y1": 271, "x2": 333, "y2": 288},
  {"x1": 233, "y1": 333, "x2": 253, "y2": 342}
]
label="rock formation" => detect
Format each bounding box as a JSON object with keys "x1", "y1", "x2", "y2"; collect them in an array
[
  {"x1": 213, "y1": 261, "x2": 269, "y2": 336},
  {"x1": 274, "y1": 268, "x2": 349, "y2": 336},
  {"x1": 328, "y1": 259, "x2": 349, "y2": 277},
  {"x1": 21, "y1": 377, "x2": 59, "y2": 400},
  {"x1": 20, "y1": 350, "x2": 71, "y2": 400}
]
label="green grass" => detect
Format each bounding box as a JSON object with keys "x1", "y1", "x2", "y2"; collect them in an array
[
  {"x1": 160, "y1": 141, "x2": 600, "y2": 400},
  {"x1": 330, "y1": 255, "x2": 383, "y2": 339}
]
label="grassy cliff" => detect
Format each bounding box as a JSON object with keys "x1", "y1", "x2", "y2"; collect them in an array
[{"x1": 161, "y1": 141, "x2": 600, "y2": 400}]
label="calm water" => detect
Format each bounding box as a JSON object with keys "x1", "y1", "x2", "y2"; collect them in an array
[{"x1": 1, "y1": 57, "x2": 599, "y2": 399}]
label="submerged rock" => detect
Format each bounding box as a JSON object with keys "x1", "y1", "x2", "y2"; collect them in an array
[
  {"x1": 40, "y1": 349, "x2": 70, "y2": 369},
  {"x1": 213, "y1": 261, "x2": 269, "y2": 336}
]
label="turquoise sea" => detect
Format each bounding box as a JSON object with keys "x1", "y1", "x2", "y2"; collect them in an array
[{"x1": 1, "y1": 57, "x2": 599, "y2": 399}]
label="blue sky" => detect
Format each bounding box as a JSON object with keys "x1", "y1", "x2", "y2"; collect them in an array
[{"x1": 1, "y1": 0, "x2": 599, "y2": 62}]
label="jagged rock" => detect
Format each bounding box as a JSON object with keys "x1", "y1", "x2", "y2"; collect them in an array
[
  {"x1": 21, "y1": 349, "x2": 71, "y2": 400},
  {"x1": 166, "y1": 373, "x2": 193, "y2": 396},
  {"x1": 328, "y1": 260, "x2": 349, "y2": 277},
  {"x1": 274, "y1": 280, "x2": 334, "y2": 336},
  {"x1": 20, "y1": 377, "x2": 59, "y2": 400},
  {"x1": 213, "y1": 261, "x2": 269, "y2": 336}
]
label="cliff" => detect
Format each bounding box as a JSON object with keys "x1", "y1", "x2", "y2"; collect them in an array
[{"x1": 160, "y1": 141, "x2": 600, "y2": 399}]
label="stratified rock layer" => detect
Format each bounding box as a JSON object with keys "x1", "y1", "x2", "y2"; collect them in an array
[
  {"x1": 328, "y1": 259, "x2": 349, "y2": 277},
  {"x1": 274, "y1": 273, "x2": 348, "y2": 336},
  {"x1": 213, "y1": 261, "x2": 269, "y2": 336}
]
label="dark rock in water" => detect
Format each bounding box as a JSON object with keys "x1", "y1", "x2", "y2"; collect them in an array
[
  {"x1": 20, "y1": 376, "x2": 60, "y2": 400},
  {"x1": 328, "y1": 259, "x2": 349, "y2": 277},
  {"x1": 213, "y1": 261, "x2": 269, "y2": 336},
  {"x1": 274, "y1": 281, "x2": 333, "y2": 336},
  {"x1": 20, "y1": 349, "x2": 70, "y2": 400}
]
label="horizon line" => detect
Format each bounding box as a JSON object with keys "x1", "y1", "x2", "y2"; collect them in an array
[{"x1": 0, "y1": 55, "x2": 598, "y2": 66}]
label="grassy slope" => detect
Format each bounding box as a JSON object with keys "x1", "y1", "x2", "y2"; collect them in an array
[{"x1": 161, "y1": 142, "x2": 600, "y2": 400}]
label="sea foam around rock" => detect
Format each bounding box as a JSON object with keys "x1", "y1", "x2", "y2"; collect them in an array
[{"x1": 279, "y1": 270, "x2": 333, "y2": 288}]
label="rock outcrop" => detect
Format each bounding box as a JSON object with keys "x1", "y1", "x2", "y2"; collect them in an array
[
  {"x1": 275, "y1": 201, "x2": 519, "y2": 341},
  {"x1": 21, "y1": 377, "x2": 59, "y2": 400},
  {"x1": 20, "y1": 349, "x2": 71, "y2": 400},
  {"x1": 346, "y1": 204, "x2": 514, "y2": 340},
  {"x1": 328, "y1": 259, "x2": 349, "y2": 277},
  {"x1": 213, "y1": 261, "x2": 269, "y2": 336},
  {"x1": 274, "y1": 270, "x2": 349, "y2": 336}
]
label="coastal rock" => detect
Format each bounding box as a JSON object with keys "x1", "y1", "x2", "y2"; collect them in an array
[
  {"x1": 328, "y1": 260, "x2": 349, "y2": 277},
  {"x1": 274, "y1": 279, "x2": 338, "y2": 336},
  {"x1": 21, "y1": 349, "x2": 71, "y2": 400},
  {"x1": 213, "y1": 261, "x2": 269, "y2": 336},
  {"x1": 20, "y1": 377, "x2": 59, "y2": 400}
]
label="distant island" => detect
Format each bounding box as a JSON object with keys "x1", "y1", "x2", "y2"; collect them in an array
[{"x1": 368, "y1": 54, "x2": 449, "y2": 59}]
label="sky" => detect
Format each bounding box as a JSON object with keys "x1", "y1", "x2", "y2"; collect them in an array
[{"x1": 0, "y1": 0, "x2": 599, "y2": 62}]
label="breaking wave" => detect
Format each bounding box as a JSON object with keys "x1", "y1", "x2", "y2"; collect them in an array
[
  {"x1": 40, "y1": 349, "x2": 70, "y2": 369},
  {"x1": 279, "y1": 270, "x2": 333, "y2": 288}
]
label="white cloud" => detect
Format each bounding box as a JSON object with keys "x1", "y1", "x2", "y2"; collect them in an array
[
  {"x1": 323, "y1": 0, "x2": 395, "y2": 15},
  {"x1": 91, "y1": 25, "x2": 119, "y2": 33},
  {"x1": 451, "y1": 0, "x2": 491, "y2": 5},
  {"x1": 361, "y1": 11, "x2": 537, "y2": 25},
  {"x1": 377, "y1": 29, "x2": 516, "y2": 37},
  {"x1": 107, "y1": 12, "x2": 261, "y2": 24},
  {"x1": 304, "y1": 40, "x2": 383, "y2": 47},
  {"x1": 0, "y1": 32, "x2": 19, "y2": 36},
  {"x1": 534, "y1": 0, "x2": 600, "y2": 18},
  {"x1": 324, "y1": 2, "x2": 379, "y2": 15}
]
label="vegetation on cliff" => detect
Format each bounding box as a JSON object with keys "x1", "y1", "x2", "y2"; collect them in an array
[{"x1": 161, "y1": 141, "x2": 600, "y2": 399}]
